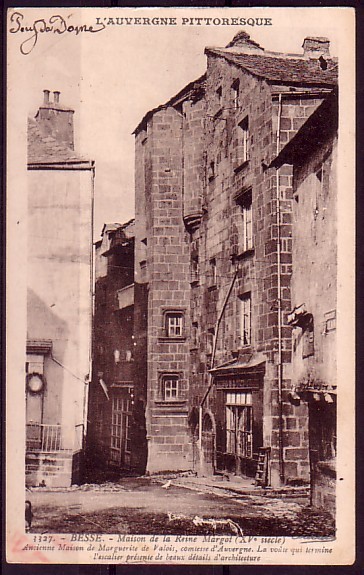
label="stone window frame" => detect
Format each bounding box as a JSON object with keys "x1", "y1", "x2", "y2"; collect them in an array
[
  {"x1": 238, "y1": 292, "x2": 252, "y2": 348},
  {"x1": 234, "y1": 116, "x2": 250, "y2": 171},
  {"x1": 208, "y1": 257, "x2": 217, "y2": 290},
  {"x1": 159, "y1": 309, "x2": 186, "y2": 341},
  {"x1": 231, "y1": 78, "x2": 240, "y2": 110},
  {"x1": 235, "y1": 188, "x2": 254, "y2": 255},
  {"x1": 156, "y1": 372, "x2": 186, "y2": 404},
  {"x1": 190, "y1": 252, "x2": 199, "y2": 285},
  {"x1": 191, "y1": 321, "x2": 199, "y2": 350}
]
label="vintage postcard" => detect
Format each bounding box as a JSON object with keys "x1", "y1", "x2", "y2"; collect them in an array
[{"x1": 6, "y1": 6, "x2": 355, "y2": 565}]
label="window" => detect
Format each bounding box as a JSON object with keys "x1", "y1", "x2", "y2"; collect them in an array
[
  {"x1": 209, "y1": 257, "x2": 217, "y2": 287},
  {"x1": 165, "y1": 312, "x2": 183, "y2": 337},
  {"x1": 191, "y1": 322, "x2": 198, "y2": 348},
  {"x1": 237, "y1": 116, "x2": 249, "y2": 164},
  {"x1": 162, "y1": 375, "x2": 179, "y2": 401},
  {"x1": 206, "y1": 329, "x2": 215, "y2": 356},
  {"x1": 208, "y1": 160, "x2": 215, "y2": 182},
  {"x1": 190, "y1": 254, "x2": 199, "y2": 284},
  {"x1": 302, "y1": 315, "x2": 314, "y2": 358},
  {"x1": 236, "y1": 189, "x2": 253, "y2": 252},
  {"x1": 238, "y1": 293, "x2": 251, "y2": 346},
  {"x1": 232, "y1": 79, "x2": 240, "y2": 109},
  {"x1": 226, "y1": 392, "x2": 253, "y2": 458},
  {"x1": 324, "y1": 310, "x2": 336, "y2": 333},
  {"x1": 216, "y1": 86, "x2": 222, "y2": 105}
]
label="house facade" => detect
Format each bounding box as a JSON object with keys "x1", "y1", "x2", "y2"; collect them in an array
[
  {"x1": 87, "y1": 220, "x2": 147, "y2": 474},
  {"x1": 26, "y1": 91, "x2": 94, "y2": 487},
  {"x1": 271, "y1": 90, "x2": 338, "y2": 513},
  {"x1": 133, "y1": 32, "x2": 337, "y2": 487}
]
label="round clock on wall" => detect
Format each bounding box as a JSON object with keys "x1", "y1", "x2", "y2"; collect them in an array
[{"x1": 26, "y1": 373, "x2": 45, "y2": 394}]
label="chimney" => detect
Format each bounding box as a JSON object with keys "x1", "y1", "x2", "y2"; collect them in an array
[
  {"x1": 302, "y1": 37, "x2": 330, "y2": 59},
  {"x1": 225, "y1": 31, "x2": 264, "y2": 53},
  {"x1": 53, "y1": 91, "x2": 60, "y2": 105},
  {"x1": 35, "y1": 90, "x2": 75, "y2": 150},
  {"x1": 43, "y1": 90, "x2": 50, "y2": 105}
]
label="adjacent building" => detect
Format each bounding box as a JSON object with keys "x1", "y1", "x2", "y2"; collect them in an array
[
  {"x1": 26, "y1": 91, "x2": 94, "y2": 487},
  {"x1": 86, "y1": 220, "x2": 147, "y2": 474},
  {"x1": 133, "y1": 31, "x2": 338, "y2": 487},
  {"x1": 271, "y1": 89, "x2": 338, "y2": 513}
]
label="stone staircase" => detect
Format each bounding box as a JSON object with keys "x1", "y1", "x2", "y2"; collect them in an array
[{"x1": 25, "y1": 450, "x2": 79, "y2": 488}]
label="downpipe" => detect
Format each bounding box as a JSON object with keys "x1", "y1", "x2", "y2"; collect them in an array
[
  {"x1": 198, "y1": 267, "x2": 239, "y2": 450},
  {"x1": 276, "y1": 93, "x2": 285, "y2": 484}
]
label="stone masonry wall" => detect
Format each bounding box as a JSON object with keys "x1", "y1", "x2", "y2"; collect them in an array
[
  {"x1": 139, "y1": 107, "x2": 192, "y2": 472},
  {"x1": 194, "y1": 53, "x2": 326, "y2": 485}
]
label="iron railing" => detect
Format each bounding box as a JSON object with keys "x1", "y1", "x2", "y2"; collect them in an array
[{"x1": 26, "y1": 423, "x2": 84, "y2": 452}]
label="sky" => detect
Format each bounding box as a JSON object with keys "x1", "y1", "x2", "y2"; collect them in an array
[{"x1": 7, "y1": 6, "x2": 347, "y2": 238}]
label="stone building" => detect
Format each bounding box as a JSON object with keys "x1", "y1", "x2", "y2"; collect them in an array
[
  {"x1": 133, "y1": 32, "x2": 338, "y2": 486},
  {"x1": 26, "y1": 91, "x2": 94, "y2": 487},
  {"x1": 87, "y1": 220, "x2": 147, "y2": 474},
  {"x1": 271, "y1": 89, "x2": 338, "y2": 512}
]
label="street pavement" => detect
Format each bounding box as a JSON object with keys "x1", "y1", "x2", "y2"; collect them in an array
[{"x1": 26, "y1": 475, "x2": 334, "y2": 537}]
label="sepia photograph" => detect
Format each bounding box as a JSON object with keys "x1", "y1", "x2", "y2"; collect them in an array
[{"x1": 6, "y1": 6, "x2": 355, "y2": 565}]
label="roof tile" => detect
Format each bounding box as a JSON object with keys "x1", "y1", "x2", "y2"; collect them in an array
[
  {"x1": 28, "y1": 118, "x2": 86, "y2": 164},
  {"x1": 206, "y1": 48, "x2": 338, "y2": 86}
]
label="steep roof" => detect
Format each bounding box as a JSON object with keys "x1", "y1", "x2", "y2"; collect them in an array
[
  {"x1": 205, "y1": 48, "x2": 338, "y2": 87},
  {"x1": 28, "y1": 118, "x2": 87, "y2": 165},
  {"x1": 133, "y1": 74, "x2": 206, "y2": 135}
]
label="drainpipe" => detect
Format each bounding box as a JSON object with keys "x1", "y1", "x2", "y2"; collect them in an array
[
  {"x1": 276, "y1": 94, "x2": 285, "y2": 484},
  {"x1": 83, "y1": 162, "x2": 95, "y2": 442},
  {"x1": 198, "y1": 267, "x2": 239, "y2": 449}
]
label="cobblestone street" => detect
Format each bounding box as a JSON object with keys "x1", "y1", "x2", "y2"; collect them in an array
[{"x1": 26, "y1": 475, "x2": 335, "y2": 537}]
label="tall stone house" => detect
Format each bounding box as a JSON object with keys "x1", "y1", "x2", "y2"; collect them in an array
[
  {"x1": 87, "y1": 220, "x2": 147, "y2": 474},
  {"x1": 132, "y1": 31, "x2": 338, "y2": 488},
  {"x1": 271, "y1": 89, "x2": 338, "y2": 512},
  {"x1": 26, "y1": 91, "x2": 94, "y2": 487}
]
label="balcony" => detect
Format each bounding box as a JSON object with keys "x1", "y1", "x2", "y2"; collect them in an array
[{"x1": 26, "y1": 423, "x2": 84, "y2": 453}]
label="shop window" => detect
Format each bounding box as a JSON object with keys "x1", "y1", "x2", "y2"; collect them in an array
[
  {"x1": 232, "y1": 79, "x2": 240, "y2": 109},
  {"x1": 226, "y1": 392, "x2": 253, "y2": 458},
  {"x1": 238, "y1": 293, "x2": 251, "y2": 347},
  {"x1": 162, "y1": 375, "x2": 179, "y2": 401},
  {"x1": 165, "y1": 312, "x2": 184, "y2": 338},
  {"x1": 236, "y1": 189, "x2": 253, "y2": 253}
]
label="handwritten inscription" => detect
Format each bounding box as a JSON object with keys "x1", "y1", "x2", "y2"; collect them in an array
[{"x1": 9, "y1": 12, "x2": 106, "y2": 55}]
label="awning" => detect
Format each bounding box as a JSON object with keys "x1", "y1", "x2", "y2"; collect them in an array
[{"x1": 209, "y1": 352, "x2": 266, "y2": 376}]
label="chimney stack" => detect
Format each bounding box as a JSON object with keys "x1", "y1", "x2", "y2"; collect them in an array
[
  {"x1": 302, "y1": 37, "x2": 330, "y2": 59},
  {"x1": 43, "y1": 90, "x2": 50, "y2": 105},
  {"x1": 35, "y1": 90, "x2": 75, "y2": 150},
  {"x1": 53, "y1": 91, "x2": 60, "y2": 105}
]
